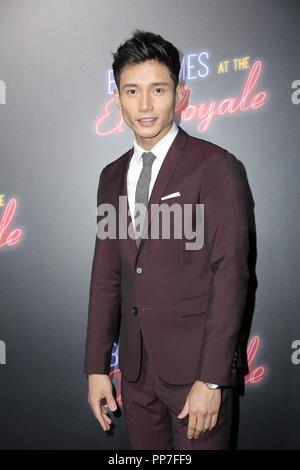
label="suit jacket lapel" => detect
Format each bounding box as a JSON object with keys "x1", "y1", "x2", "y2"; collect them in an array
[{"x1": 119, "y1": 125, "x2": 189, "y2": 259}]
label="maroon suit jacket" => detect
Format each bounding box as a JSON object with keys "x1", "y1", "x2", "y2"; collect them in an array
[{"x1": 84, "y1": 125, "x2": 249, "y2": 386}]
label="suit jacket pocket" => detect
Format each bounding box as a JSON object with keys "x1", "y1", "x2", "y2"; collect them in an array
[{"x1": 177, "y1": 294, "x2": 209, "y2": 317}]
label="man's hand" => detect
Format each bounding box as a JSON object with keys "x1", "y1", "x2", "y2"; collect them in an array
[
  {"x1": 177, "y1": 380, "x2": 221, "y2": 439},
  {"x1": 88, "y1": 374, "x2": 118, "y2": 432}
]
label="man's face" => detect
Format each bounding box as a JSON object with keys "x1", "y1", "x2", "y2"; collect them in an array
[{"x1": 114, "y1": 59, "x2": 184, "y2": 150}]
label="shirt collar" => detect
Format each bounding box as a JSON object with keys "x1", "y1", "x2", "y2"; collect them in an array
[{"x1": 132, "y1": 121, "x2": 179, "y2": 165}]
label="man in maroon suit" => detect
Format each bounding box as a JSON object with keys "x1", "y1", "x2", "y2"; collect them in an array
[{"x1": 84, "y1": 29, "x2": 249, "y2": 449}]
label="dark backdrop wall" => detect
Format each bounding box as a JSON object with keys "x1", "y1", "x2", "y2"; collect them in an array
[{"x1": 0, "y1": 0, "x2": 299, "y2": 450}]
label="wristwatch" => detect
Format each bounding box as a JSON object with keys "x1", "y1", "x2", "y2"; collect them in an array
[{"x1": 204, "y1": 382, "x2": 220, "y2": 390}]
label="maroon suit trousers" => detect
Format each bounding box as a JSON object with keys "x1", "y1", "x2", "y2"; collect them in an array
[{"x1": 121, "y1": 335, "x2": 233, "y2": 450}]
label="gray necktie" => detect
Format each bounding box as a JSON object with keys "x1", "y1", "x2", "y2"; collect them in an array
[{"x1": 134, "y1": 151, "x2": 156, "y2": 247}]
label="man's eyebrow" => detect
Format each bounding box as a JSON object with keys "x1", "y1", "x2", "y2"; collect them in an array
[{"x1": 121, "y1": 82, "x2": 170, "y2": 89}]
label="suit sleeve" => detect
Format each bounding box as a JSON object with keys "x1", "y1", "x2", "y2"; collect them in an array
[
  {"x1": 84, "y1": 170, "x2": 121, "y2": 375},
  {"x1": 196, "y1": 150, "x2": 250, "y2": 386}
]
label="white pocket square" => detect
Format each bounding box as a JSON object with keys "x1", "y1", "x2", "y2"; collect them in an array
[{"x1": 161, "y1": 192, "x2": 181, "y2": 201}]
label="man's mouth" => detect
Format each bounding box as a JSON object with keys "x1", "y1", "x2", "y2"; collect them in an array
[{"x1": 137, "y1": 117, "x2": 158, "y2": 125}]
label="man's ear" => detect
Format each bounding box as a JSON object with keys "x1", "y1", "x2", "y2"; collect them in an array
[
  {"x1": 175, "y1": 83, "x2": 185, "y2": 108},
  {"x1": 114, "y1": 88, "x2": 122, "y2": 111}
]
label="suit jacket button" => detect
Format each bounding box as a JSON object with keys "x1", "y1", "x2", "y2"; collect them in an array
[
  {"x1": 131, "y1": 306, "x2": 138, "y2": 315},
  {"x1": 136, "y1": 267, "x2": 143, "y2": 274}
]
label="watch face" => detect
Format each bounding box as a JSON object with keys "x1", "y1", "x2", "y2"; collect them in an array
[{"x1": 206, "y1": 383, "x2": 219, "y2": 389}]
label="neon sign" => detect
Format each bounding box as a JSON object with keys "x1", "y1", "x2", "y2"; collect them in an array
[
  {"x1": 107, "y1": 51, "x2": 210, "y2": 94},
  {"x1": 0, "y1": 197, "x2": 23, "y2": 248},
  {"x1": 96, "y1": 60, "x2": 267, "y2": 135},
  {"x1": 244, "y1": 335, "x2": 265, "y2": 384}
]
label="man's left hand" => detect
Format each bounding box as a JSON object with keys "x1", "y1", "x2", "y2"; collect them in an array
[{"x1": 177, "y1": 380, "x2": 221, "y2": 439}]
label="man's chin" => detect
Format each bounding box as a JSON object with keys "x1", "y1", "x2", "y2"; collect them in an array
[
  {"x1": 134, "y1": 126, "x2": 161, "y2": 139},
  {"x1": 137, "y1": 119, "x2": 175, "y2": 135}
]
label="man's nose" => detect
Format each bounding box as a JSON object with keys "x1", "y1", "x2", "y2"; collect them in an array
[{"x1": 138, "y1": 92, "x2": 153, "y2": 111}]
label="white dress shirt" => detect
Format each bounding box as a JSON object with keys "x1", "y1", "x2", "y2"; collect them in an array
[{"x1": 127, "y1": 121, "x2": 179, "y2": 224}]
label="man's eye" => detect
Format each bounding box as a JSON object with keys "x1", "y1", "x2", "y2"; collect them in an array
[
  {"x1": 154, "y1": 88, "x2": 164, "y2": 94},
  {"x1": 127, "y1": 89, "x2": 136, "y2": 95}
]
